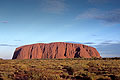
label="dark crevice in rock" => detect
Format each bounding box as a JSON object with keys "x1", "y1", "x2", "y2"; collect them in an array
[
  {"x1": 47, "y1": 52, "x2": 48, "y2": 58},
  {"x1": 43, "y1": 46, "x2": 45, "y2": 53},
  {"x1": 30, "y1": 47, "x2": 33, "y2": 59},
  {"x1": 83, "y1": 45, "x2": 85, "y2": 48},
  {"x1": 12, "y1": 48, "x2": 22, "y2": 59},
  {"x1": 74, "y1": 47, "x2": 81, "y2": 58},
  {"x1": 50, "y1": 55, "x2": 52, "y2": 59},
  {"x1": 64, "y1": 44, "x2": 67, "y2": 57},
  {"x1": 42, "y1": 46, "x2": 46, "y2": 58},
  {"x1": 86, "y1": 49, "x2": 88, "y2": 52},
  {"x1": 54, "y1": 46, "x2": 58, "y2": 58},
  {"x1": 89, "y1": 49, "x2": 93, "y2": 56},
  {"x1": 72, "y1": 44, "x2": 73, "y2": 47}
]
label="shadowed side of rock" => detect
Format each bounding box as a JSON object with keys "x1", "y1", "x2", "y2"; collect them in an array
[{"x1": 12, "y1": 42, "x2": 101, "y2": 59}]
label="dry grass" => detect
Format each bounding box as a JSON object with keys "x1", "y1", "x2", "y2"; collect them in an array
[{"x1": 0, "y1": 58, "x2": 120, "y2": 80}]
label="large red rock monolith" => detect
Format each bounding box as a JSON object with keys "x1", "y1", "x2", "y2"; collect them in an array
[{"x1": 12, "y1": 42, "x2": 101, "y2": 59}]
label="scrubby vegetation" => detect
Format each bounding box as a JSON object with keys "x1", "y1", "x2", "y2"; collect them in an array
[{"x1": 0, "y1": 58, "x2": 120, "y2": 80}]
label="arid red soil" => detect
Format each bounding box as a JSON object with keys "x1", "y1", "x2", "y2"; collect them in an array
[{"x1": 12, "y1": 42, "x2": 101, "y2": 59}]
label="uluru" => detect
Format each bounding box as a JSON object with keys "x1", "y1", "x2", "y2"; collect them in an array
[{"x1": 12, "y1": 42, "x2": 101, "y2": 59}]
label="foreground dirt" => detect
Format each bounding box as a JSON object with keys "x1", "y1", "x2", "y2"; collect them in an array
[{"x1": 0, "y1": 58, "x2": 120, "y2": 80}]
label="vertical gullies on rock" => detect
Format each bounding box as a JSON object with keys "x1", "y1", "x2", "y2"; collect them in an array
[
  {"x1": 85, "y1": 46, "x2": 88, "y2": 52},
  {"x1": 30, "y1": 46, "x2": 33, "y2": 59},
  {"x1": 36, "y1": 46, "x2": 39, "y2": 58},
  {"x1": 64, "y1": 44, "x2": 67, "y2": 57},
  {"x1": 12, "y1": 42, "x2": 101, "y2": 59},
  {"x1": 42, "y1": 45, "x2": 46, "y2": 58},
  {"x1": 83, "y1": 45, "x2": 85, "y2": 48},
  {"x1": 74, "y1": 47, "x2": 81, "y2": 58},
  {"x1": 89, "y1": 49, "x2": 93, "y2": 56},
  {"x1": 49, "y1": 46, "x2": 52, "y2": 58},
  {"x1": 39, "y1": 45, "x2": 43, "y2": 58},
  {"x1": 54, "y1": 46, "x2": 58, "y2": 58},
  {"x1": 56, "y1": 46, "x2": 58, "y2": 53},
  {"x1": 72, "y1": 44, "x2": 73, "y2": 47},
  {"x1": 43, "y1": 46, "x2": 45, "y2": 53},
  {"x1": 47, "y1": 47, "x2": 48, "y2": 58}
]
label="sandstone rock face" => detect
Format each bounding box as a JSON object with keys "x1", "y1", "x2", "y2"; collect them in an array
[{"x1": 12, "y1": 42, "x2": 101, "y2": 59}]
